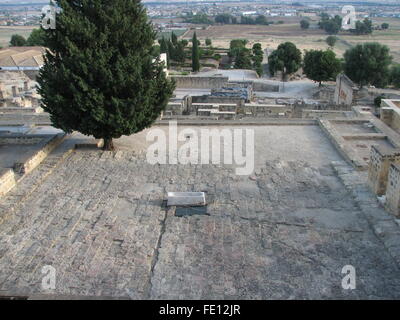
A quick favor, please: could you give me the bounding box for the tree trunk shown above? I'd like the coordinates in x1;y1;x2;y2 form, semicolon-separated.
103;138;115;151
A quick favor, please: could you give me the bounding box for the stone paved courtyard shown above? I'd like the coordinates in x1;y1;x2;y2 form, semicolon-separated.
0;125;400;299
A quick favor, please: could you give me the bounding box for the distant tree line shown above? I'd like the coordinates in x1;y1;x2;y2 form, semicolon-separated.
10;29;46;47
317;13;373;35
267;40;400;89
159;32;188;67
351;18;373;35
185;13;273;26
183;13;213;24
216;14;271;26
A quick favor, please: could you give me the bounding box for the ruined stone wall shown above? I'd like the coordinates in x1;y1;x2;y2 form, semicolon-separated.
192;95;243;106
381;100;400;134
0;169;16;197
164;102;184;116
334;74;356;106
386;164;400;217
171;76;229;89
368;145;400;196
242;104;293;117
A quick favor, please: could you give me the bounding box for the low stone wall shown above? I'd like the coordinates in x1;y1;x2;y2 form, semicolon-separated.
0;169;16;197
192;95;243;106
368;145;400;196
243;104;293;117
0;113;51;125
381;108;400;135
171;76;229;89
302;110;350;119
252;81;280;92
13;133;66;175
156;118;316;126
0;135;43;145
0;107;42;114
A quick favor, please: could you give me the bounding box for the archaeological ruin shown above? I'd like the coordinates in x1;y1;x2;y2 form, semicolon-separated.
1;64;400;299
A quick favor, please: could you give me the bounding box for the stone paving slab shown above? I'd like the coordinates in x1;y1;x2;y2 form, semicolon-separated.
0;150;399;299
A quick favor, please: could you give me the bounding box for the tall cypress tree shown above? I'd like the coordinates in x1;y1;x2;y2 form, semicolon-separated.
171;32;178;45
192;32;200;72
37;0;175;150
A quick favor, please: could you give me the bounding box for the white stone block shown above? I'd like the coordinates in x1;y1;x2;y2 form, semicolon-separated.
167;192;206;207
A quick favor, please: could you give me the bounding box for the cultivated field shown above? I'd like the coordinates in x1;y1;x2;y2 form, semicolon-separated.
183;17;400;63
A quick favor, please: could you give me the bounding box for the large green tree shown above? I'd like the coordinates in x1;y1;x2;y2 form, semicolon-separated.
300;19;310;29
326;35;338;48
382;23;389;30
344;42;392;88
319;15;342;34
234;48;252;69
192;32;200;72
229;39;247;59
303;49;341;86
10;34;26;46
252;43;264;77
352;18;373;35
37;0;174;151
268;42;302;81
171;32;178;45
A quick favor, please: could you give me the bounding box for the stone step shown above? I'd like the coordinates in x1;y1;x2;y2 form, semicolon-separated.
0;139;76;226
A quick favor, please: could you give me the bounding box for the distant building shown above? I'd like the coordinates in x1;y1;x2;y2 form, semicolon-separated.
242;11;257;16
298;12;317;18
